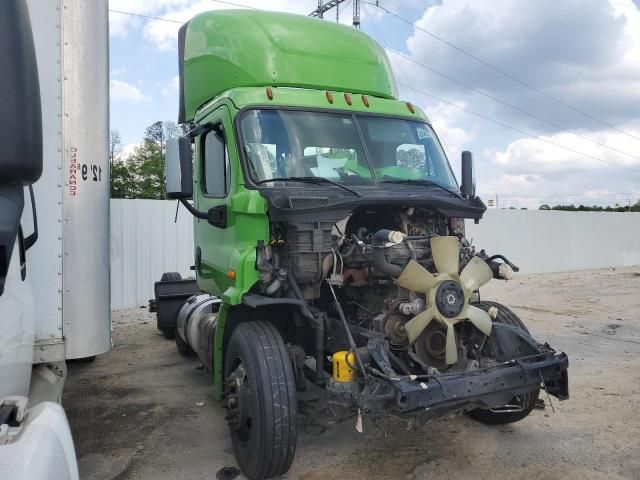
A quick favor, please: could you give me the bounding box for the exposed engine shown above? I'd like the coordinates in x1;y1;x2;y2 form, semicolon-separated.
256;205;517;376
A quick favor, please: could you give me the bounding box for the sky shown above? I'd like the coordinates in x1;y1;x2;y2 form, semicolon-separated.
109;0;640;208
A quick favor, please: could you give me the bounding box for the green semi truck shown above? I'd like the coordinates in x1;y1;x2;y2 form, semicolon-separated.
153;10;569;480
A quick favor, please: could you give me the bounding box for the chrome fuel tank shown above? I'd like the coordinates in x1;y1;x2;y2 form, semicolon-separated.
176;294;220;369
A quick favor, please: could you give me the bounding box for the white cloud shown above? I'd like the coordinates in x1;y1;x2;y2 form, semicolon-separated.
162;76;180;97
109;0;194;37
402;0;640;132
110;79;150;103
478;123;640;207
110;0;312;50
490;126;640;176
423;100;476;174
120;143;139;160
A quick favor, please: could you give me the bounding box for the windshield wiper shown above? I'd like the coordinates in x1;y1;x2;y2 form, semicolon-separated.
379;177;462;199
254;176;361;197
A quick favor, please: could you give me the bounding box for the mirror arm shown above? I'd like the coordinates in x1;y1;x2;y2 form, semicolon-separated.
23;185;38;250
178;199;227;228
178;198;209;220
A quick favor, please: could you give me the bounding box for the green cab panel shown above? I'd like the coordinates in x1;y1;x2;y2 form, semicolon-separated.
178;9;397;123
192;103;268;305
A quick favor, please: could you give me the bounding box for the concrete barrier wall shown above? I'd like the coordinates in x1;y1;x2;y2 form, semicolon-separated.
465;210;640;274
109;200;640;309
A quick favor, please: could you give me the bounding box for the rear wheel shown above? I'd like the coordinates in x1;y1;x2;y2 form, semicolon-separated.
224;321;297;480
160;328;175;339
467;301;540;425
160;272;182;281
157;272;182;339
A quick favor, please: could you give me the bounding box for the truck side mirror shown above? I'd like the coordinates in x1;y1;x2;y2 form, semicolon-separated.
0;0;42;185
0;0;43;296
460;151;476;198
165;136;193;198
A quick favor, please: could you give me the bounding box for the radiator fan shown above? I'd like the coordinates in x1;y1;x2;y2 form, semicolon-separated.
396;236;494;364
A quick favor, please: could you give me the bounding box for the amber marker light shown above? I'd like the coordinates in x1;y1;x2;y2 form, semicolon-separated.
326;91;334;104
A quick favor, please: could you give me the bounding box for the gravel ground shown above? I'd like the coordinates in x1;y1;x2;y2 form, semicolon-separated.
64;266;640;480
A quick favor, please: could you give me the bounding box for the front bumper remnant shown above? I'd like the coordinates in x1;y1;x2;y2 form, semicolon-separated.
362;333;569;417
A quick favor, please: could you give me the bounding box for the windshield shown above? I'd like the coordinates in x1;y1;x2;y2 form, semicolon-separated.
239;109;459;190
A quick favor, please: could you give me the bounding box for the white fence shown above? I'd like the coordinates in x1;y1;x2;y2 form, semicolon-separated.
110;200;640;309
110;199;194;310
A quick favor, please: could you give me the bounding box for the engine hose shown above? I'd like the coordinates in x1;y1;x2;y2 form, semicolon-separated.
341;242;357;257
387;349;411;375
327;282;368;381
372;229;405;277
321;253;334;279
372;246;403;277
265;278;281;295
288;270;325;384
404;239;417;261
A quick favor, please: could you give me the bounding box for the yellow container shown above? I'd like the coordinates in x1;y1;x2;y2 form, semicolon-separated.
332;351;356;382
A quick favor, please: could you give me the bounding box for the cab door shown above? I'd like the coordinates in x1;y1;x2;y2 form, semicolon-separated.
193;105;236;296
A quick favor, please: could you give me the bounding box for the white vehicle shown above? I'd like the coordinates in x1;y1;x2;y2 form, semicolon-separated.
0;1;110;478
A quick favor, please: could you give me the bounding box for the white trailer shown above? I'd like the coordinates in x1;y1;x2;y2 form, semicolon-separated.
0;1;110;478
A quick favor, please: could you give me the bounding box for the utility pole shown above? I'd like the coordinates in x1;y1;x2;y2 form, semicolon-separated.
309;0;361;28
353;0;361;28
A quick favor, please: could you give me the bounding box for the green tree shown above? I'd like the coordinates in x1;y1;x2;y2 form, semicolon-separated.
128;121;181;199
110;129;136;198
397;148;426;170
110;158;136;198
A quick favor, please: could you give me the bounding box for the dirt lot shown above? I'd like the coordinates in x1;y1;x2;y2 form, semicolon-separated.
64;267;640;480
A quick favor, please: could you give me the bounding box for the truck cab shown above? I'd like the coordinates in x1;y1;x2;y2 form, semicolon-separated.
160;10;568;480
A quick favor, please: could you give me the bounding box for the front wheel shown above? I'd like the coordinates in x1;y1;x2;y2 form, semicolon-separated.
224;321;297;480
467;301;540;425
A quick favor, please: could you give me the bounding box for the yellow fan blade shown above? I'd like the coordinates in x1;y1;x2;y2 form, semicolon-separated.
445;321;458;364
430;236;460;275
396;259;437;293
465;305;493;336
460;256;494;292
404;307;435;344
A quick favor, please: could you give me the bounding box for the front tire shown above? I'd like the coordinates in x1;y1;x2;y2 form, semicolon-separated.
224;322;297;480
467;301;540;425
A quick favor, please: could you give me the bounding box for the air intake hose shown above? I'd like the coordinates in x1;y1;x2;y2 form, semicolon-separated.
372;229;405;277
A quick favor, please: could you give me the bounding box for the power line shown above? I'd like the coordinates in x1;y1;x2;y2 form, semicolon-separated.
109;1;258;25
385;48;640;163
210;0;258;10
360;6;640;176
108;9;183;23
396;80;640;175
362;4;416;96
362;0;640;143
